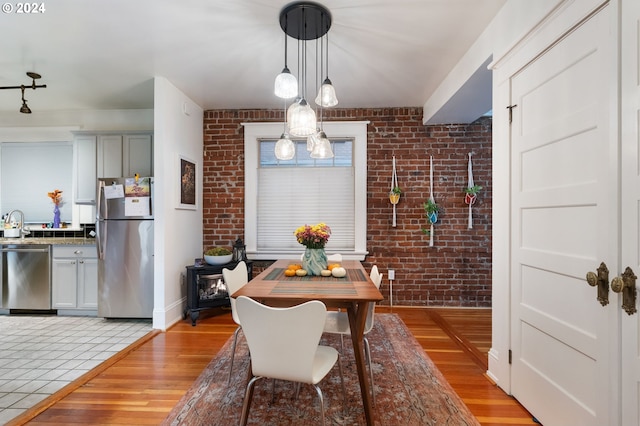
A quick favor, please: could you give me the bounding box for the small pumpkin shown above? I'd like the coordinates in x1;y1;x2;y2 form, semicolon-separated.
288;263;302;270
295;269;308;277
320;269;332;277
331;267;347;278
327;263;341;271
284;269;296;277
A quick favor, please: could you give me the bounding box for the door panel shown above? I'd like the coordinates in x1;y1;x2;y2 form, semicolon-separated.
620;0;640;423
510;6;615;426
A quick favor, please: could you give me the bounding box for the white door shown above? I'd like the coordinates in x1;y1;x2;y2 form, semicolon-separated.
620;0;640;423
510;6;618;426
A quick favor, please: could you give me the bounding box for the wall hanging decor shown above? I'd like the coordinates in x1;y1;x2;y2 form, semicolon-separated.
389;155;401;227
424;155;438;247
464;152;482;229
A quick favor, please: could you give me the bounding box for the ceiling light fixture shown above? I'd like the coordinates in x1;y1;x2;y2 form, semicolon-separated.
274;100;296;160
0;72;47;114
275;1;337;159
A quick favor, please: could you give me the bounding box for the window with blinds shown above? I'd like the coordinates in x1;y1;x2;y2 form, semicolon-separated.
1;142;73;223
257;140;354;251
243;121;368;260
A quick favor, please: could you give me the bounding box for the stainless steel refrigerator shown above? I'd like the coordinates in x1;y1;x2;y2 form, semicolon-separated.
96;177;154;318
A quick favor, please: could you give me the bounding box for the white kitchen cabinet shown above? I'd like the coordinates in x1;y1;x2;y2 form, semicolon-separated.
123;134;153;177
72;131;153;208
52;245;98;311
73;134;97;204
97;134;123;178
97;133;153;178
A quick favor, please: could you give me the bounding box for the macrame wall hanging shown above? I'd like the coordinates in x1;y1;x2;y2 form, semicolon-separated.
427;155;438;247
464;152;481;229
466;153;475;228
389;156;400;227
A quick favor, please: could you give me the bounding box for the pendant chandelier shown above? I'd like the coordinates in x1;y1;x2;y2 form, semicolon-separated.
274;1;338;160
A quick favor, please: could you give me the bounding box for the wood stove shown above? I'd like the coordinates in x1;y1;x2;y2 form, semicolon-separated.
184;261;252;326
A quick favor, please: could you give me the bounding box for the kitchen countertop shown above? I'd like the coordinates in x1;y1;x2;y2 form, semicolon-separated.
0;237;96;245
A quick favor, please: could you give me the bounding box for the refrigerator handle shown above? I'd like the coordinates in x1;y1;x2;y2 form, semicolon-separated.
97;180;105;220
97;219;106;260
96;180;105;260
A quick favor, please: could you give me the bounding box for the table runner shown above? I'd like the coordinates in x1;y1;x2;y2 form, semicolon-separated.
265;268;364;295
264;267;366;282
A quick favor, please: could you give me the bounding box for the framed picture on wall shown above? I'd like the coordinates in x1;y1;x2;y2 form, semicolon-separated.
177;154;197;210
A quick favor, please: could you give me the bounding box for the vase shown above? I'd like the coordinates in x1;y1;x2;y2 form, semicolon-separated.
428;211;438;224
465;193;477;205
302;248;327;276
53;205;61;228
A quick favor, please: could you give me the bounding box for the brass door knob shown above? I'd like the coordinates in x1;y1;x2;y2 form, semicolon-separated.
586;262;610;307
611;267;637;315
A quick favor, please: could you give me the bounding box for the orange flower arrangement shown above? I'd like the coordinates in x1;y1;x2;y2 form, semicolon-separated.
47;189;63;206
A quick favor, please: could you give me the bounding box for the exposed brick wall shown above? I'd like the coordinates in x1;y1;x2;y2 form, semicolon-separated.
203;107;492;307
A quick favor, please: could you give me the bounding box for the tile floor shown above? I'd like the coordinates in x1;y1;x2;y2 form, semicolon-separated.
0;314;152;424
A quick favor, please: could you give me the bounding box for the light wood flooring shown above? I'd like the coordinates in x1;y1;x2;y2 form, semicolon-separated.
9;306;535;426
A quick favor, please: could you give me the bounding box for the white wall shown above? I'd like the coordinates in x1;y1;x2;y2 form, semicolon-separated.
152;77;203;330
423;0;560;124
0;109;153;135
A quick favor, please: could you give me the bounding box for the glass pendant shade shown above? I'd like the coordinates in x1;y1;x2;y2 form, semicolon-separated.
315;77;338;107
274;67;298;99
310;131;333;159
288;99;317;137
307;131;317;152
274;133;295;160
287;98;302;124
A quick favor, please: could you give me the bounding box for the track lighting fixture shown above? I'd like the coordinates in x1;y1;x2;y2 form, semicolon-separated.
0;72;47;114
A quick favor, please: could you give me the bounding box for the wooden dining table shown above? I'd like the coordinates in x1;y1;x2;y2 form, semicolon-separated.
232;259;383;425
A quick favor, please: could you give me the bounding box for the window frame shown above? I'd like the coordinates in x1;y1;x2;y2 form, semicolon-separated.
243;121;369;260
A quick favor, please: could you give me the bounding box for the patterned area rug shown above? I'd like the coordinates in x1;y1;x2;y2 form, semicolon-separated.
162;314;479;426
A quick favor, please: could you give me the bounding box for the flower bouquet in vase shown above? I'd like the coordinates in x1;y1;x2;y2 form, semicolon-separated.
294;222;331;276
47;189;63;228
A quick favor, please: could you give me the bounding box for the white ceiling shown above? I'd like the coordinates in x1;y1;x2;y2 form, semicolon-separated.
0;0;505;117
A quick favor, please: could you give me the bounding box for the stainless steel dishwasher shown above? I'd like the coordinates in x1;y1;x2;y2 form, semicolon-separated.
1;244;51;310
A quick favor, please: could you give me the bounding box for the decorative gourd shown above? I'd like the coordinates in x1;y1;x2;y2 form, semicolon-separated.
331;267;347;278
295;269;308;276
320;269;332;277
284;269;296;277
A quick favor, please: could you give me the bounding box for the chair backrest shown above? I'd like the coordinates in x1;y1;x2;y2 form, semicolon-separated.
236;296;328;383
327;253;342;262
370;265;382;289
222;261;248;324
365;265;383;333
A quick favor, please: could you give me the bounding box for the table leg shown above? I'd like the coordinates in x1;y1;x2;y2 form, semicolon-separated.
347;301;375;425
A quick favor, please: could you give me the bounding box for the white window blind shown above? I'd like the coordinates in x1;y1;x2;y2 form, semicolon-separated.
1;142;73;223
257;167;355;251
243;121;369;260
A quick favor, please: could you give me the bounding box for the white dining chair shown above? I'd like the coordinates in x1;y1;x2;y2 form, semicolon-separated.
323;264;383;405
221;261;248;384
236;296;345;426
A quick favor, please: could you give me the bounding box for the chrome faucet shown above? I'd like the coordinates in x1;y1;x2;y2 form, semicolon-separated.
4;209;30;238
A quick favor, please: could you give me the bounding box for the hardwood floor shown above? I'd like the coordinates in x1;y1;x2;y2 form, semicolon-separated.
10;306;535;425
